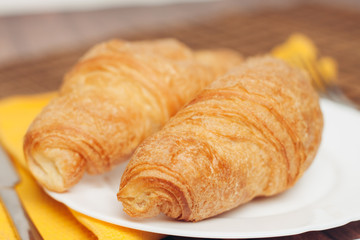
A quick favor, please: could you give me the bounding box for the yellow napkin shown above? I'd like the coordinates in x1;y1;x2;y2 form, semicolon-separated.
0;93;163;240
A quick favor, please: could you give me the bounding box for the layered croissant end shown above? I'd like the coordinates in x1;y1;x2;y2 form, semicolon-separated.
24;138;86;193
118;172;190;220
23;92;138;192
118;135;206;221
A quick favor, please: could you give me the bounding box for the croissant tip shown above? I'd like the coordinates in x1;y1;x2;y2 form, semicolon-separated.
117;185;162;218
27;156;67;192
26;147;85;192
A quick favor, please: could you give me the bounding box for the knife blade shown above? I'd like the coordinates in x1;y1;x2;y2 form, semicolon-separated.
0;145;38;240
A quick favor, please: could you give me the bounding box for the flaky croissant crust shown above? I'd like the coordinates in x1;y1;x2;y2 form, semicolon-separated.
118;56;323;221
23;38;242;192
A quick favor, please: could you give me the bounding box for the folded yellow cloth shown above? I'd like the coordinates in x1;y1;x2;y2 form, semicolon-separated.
271;33;338;92
0;93;163;240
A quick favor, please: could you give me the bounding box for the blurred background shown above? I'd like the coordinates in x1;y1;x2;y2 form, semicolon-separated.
0;0;359;104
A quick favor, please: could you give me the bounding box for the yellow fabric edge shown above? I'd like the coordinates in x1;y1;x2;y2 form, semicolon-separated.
71;210;164;240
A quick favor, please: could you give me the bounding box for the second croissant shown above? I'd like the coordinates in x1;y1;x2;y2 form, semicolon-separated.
118;56;323;222
23;39;242;192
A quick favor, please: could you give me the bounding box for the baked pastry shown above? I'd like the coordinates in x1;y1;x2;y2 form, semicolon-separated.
23;39;242;192
117;56;323;221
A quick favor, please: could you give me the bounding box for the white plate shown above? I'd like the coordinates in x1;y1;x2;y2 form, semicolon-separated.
47;99;360;239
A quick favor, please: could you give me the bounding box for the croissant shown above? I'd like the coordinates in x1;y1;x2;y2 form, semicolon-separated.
117;56;324;222
23;39;243;192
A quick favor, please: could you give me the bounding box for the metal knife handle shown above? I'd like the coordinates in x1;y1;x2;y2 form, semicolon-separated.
0;188;31;240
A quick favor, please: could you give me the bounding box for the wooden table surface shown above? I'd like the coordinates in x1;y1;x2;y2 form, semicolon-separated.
0;0;359;239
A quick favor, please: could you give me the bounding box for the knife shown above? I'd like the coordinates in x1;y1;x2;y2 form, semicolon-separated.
0;145;42;240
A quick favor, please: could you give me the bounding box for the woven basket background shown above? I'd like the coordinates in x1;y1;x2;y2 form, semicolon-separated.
0;4;359;107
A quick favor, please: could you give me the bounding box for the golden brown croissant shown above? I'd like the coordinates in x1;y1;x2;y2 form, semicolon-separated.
117;56;323;222
23;38;242;192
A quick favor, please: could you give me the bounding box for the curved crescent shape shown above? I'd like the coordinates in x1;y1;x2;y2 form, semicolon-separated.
118;56;323;221
23;39;243;192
